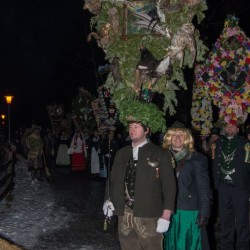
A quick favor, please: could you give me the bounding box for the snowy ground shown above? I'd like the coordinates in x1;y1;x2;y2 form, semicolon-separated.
0;157;120;250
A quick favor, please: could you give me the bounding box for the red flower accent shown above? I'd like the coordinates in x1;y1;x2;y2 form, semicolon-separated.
211;86;217;92
209;65;215;70
215;56;220;62
242;103;247;109
245;58;250;64
237;35;243;42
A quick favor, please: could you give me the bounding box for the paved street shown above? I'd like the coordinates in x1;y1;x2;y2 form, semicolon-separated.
0;158;120;250
32;167;121;250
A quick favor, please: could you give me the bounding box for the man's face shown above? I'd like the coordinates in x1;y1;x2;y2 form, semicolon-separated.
224;124;239;137
129;122;148;144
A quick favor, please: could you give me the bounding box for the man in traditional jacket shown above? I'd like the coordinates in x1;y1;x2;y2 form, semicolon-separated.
103;119;176;250
26;125;44;183
212;121;250;250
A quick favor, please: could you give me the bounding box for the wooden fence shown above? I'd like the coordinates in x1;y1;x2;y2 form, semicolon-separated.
0;159;15;202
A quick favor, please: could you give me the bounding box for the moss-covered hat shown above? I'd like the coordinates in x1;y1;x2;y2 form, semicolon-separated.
118;99;166;134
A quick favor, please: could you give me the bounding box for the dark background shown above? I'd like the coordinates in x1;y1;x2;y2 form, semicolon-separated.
0;0;249;130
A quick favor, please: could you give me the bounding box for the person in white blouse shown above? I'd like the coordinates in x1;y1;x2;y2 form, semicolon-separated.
69;130;87;172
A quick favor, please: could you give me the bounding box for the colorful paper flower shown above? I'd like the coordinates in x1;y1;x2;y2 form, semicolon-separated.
192;15;250;130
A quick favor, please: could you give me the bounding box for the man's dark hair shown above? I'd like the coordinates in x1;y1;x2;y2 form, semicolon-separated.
129;121;150;134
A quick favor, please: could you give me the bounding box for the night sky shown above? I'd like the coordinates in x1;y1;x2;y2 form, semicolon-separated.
0;0;249;129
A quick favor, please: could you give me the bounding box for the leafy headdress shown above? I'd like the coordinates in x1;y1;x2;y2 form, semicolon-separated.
85;0;208;133
119;99;166;133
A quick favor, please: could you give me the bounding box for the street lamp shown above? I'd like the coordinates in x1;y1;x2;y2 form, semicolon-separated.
4;96;14;145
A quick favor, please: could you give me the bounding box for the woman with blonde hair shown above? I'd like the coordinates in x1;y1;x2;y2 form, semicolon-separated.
162;124;195;153
163;121;211;250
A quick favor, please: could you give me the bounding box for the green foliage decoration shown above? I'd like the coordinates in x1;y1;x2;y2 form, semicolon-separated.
119;99;166;133
88;0;208;132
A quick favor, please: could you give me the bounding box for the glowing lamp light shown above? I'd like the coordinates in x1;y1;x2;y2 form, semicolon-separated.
4;96;14;145
5;96;14;104
1;114;6;126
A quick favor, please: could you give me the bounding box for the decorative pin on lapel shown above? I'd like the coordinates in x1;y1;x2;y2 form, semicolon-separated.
155;167;159;178
244;143;250;163
147;157;159;178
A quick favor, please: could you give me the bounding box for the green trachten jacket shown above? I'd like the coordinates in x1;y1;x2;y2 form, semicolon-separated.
107;142;176;218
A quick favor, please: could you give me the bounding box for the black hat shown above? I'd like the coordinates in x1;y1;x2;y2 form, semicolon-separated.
31;125;42;133
210;127;220;136
169;121;186;129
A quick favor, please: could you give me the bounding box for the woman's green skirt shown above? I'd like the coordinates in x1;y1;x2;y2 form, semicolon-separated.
163;209;202;250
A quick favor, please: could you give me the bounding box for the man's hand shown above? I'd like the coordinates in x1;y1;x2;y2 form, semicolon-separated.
102;200;114;217
156;218;170;233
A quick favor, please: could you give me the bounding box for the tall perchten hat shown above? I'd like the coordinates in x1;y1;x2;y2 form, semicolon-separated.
85;0;208;134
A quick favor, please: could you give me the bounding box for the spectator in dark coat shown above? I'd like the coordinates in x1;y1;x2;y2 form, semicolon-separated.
212;122;250;250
